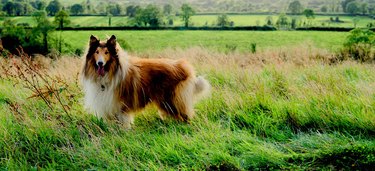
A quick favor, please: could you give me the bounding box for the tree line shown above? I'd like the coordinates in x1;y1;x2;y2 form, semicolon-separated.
0;0;180;16
0;0;199;55
289;0;375;15
1;0;375;17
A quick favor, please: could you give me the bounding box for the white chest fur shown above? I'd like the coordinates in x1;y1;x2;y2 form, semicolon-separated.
82;77;121;118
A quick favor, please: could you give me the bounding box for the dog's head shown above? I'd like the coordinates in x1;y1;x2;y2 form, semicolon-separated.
85;35;118;77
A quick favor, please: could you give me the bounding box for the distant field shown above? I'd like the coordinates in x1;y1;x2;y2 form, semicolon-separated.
3;15;374;28
186;15;374;28
54;30;347;54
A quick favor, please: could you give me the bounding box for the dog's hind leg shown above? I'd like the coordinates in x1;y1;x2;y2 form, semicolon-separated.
158;109;168;120
155;101;187;122
173;81;195;122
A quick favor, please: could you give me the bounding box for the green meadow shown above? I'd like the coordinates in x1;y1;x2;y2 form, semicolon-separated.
0;29;374;170
184;15;374;28
3;14;374;28
55;31;347;54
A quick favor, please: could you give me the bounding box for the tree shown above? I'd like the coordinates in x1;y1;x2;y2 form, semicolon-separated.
288;0;303;15
0;11;6;20
335;16;340;22
30;0;46;10
1;18;27;54
346;1;360;15
2;1;14;16
217;14;230;27
85;0;92;13
276;13;289;29
291;17;298;29
126;5;135;17
126;5;140;18
13;2;24;16
134;5;162;27
266;16;273;26
54;10;70;29
321;6;328;13
54;10;70;53
33;10;48;24
145;5;162;27
341;0;355;13
46;0;62;16
361;3;368;15
70;4;84;15
180;4;195;27
23;3;36;15
163;4;172;15
107;3;122;16
108;13;112;26
134;8;145;26
329;0;340;12
94;2;106;14
32;10;54;53
369;5;375;15
303;9;315;19
168;18;173;26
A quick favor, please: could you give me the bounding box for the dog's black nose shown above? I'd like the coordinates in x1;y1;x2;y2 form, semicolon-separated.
98;61;103;66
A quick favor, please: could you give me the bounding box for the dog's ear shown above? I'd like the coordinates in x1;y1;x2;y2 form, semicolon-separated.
87;35;99;59
107;35;116;47
89;35;99;46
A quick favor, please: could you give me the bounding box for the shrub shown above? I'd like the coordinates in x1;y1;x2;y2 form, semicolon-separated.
250;43;257;54
225;44;237;53
338;44;374;62
217;14;231;27
291;18;297;29
168;18;174;26
0;19;45;55
1;11;56;55
266;16;273;26
367;22;374;28
337;28;375;62
16;23;30;27
345;29;375;46
229;21;234;27
276;13;289;30
74;48;83;56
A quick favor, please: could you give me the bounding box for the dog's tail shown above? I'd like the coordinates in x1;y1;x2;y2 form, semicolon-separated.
194;76;210;98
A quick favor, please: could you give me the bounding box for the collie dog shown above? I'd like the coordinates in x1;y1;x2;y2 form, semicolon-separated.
81;35;210;128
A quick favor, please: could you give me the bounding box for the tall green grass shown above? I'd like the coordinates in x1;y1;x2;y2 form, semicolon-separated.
0;46;374;170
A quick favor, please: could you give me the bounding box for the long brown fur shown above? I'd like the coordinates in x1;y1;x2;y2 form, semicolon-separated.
81;35;209;127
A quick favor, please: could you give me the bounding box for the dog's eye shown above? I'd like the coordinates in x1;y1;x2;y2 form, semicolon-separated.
105;51;109;54
95;51;99;54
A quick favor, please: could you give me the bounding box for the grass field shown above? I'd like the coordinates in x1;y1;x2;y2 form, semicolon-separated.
185;15;374;28
54;31;348;54
0;29;375;169
3;14;374;28
0;43;374;169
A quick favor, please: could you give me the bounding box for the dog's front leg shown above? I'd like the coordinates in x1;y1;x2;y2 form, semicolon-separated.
115;113;134;129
